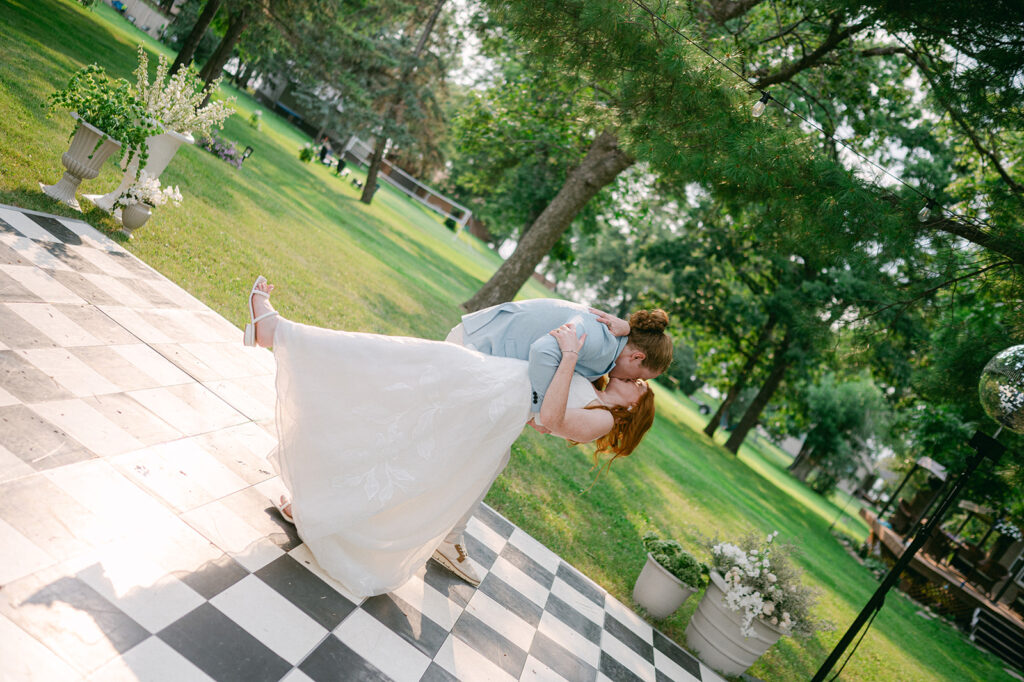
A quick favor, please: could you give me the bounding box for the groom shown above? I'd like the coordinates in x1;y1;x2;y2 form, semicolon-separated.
433;298;670;586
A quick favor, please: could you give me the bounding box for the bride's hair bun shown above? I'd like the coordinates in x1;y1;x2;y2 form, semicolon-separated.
629;309;669;334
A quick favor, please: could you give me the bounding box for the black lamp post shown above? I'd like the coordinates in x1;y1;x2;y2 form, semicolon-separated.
811;344;1023;682
810;432;1004;682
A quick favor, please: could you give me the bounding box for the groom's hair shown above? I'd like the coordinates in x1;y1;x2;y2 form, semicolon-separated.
627;309;673;373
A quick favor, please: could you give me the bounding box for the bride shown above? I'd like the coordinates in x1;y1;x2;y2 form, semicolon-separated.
245;277;656;597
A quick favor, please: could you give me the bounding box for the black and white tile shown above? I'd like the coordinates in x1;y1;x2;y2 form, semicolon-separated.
0;204;723;681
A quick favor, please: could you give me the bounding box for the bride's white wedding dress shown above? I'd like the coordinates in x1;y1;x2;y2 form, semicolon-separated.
269;318;597;597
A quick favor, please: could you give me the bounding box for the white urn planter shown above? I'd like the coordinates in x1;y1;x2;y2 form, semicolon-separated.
41;113;122;211
119;203;152;238
684;571;788;677
632;553;698;619
86;128;193;212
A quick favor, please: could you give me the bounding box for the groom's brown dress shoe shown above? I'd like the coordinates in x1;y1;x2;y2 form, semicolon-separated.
432;538;482;587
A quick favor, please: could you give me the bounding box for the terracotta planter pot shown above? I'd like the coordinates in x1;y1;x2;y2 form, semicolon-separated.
41;113;122;211
632;553;698;619
120;202;151;238
684;571;788;677
87;128;193;212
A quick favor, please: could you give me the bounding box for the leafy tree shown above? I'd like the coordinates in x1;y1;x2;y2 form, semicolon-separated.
891;276;1024;523
471;0;1024;318
787;373;890;493
360;0;450;204
461;124;635;310
166;0;222;73
197;0;260;89
662;341;704;397
549;167;674;306
444;65;603;255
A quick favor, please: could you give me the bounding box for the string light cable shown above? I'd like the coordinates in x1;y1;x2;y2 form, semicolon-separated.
625;0;1003;238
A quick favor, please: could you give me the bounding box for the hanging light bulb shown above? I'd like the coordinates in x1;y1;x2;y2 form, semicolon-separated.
752;91;771;118
918;200;936;223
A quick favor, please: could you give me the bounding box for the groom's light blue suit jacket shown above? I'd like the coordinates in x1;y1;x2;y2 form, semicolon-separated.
459;299;628;413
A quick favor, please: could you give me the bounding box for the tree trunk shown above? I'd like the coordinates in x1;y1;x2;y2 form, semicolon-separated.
788;438;812;470
198;3;252;90
234;60;249;86
788;439;816;480
790;456;818;481
724;330;793;454
704;314;776;437
241;65;258;89
170;0;222;76
361;0;446;204
461;128;635;312
360;135;388;203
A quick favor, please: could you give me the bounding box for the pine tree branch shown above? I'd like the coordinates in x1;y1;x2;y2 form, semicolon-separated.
898;45;1024;198
945;104;1024;197
784;79;837;155
859;46;911;58
859;260;1015;321
930;215;1024;266
751;15;874;88
758;15;810;45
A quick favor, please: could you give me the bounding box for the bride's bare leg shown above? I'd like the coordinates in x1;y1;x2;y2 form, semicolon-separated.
251;281;279;348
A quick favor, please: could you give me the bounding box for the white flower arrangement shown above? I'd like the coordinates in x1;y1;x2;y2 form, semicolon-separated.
119;171;182;209
133;45;234;138
709;531;830;638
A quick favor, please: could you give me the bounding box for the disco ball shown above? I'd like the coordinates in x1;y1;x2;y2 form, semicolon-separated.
979;345;1024;435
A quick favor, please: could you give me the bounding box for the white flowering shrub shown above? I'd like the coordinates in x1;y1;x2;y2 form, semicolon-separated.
118;171;182;209
133;46;234;138
709;531;831;638
994;518;1023;541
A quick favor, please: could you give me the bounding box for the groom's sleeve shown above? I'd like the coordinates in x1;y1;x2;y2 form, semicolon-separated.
527;334;562;413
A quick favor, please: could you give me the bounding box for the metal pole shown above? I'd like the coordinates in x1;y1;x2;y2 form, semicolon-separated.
954;511;975;536
976;515;1000;551
878;463;918;519
811;432;1005;682
908;477;949;539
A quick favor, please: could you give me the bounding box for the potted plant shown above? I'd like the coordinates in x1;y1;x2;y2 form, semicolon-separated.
88;47;233;211
41;64;158;210
632;532;708;619
115;170;182;238
685;531;833;677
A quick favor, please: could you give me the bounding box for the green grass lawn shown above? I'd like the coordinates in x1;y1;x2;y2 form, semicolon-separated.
0;0;1017;680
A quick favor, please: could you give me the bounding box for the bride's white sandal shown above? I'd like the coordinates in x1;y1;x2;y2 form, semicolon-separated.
244;276;278;347
274;495;295;525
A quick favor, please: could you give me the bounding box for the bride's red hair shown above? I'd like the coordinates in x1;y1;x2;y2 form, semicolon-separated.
589;382;656;463
570;378;656;473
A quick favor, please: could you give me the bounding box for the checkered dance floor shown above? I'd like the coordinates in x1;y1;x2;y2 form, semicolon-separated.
0;204;724;682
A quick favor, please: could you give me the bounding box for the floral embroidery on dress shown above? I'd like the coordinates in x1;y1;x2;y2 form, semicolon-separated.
345;461;416;504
